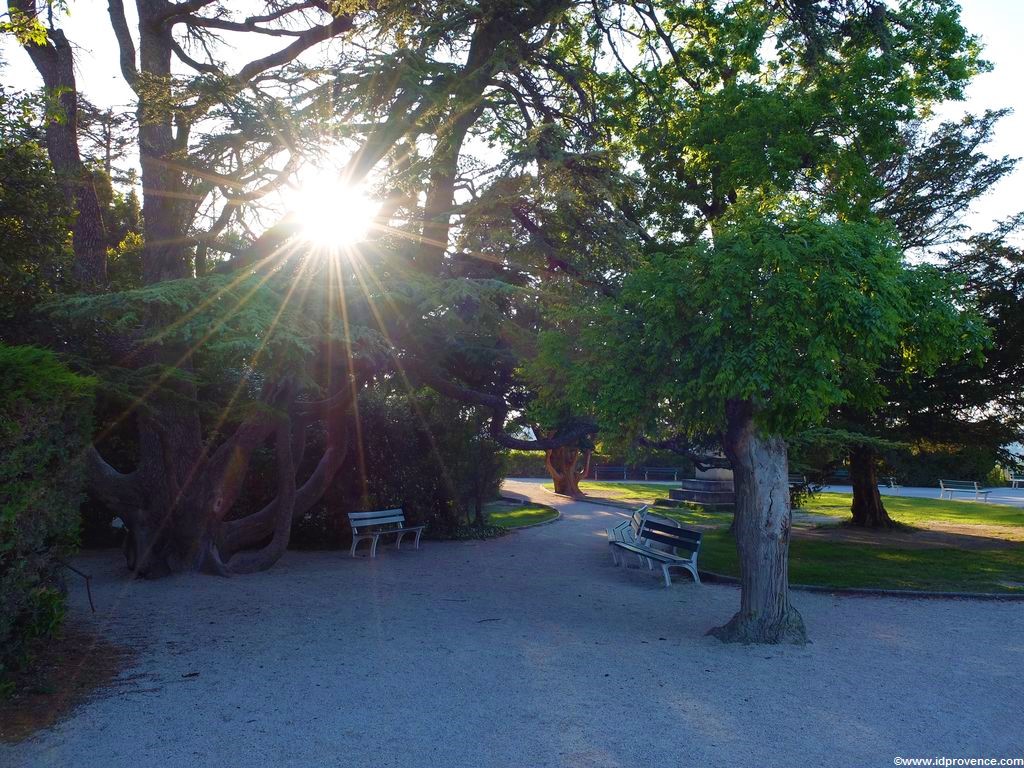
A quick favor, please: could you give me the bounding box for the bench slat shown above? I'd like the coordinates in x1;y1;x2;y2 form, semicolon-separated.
351;515;405;526
640;529;700;552
613;541;689;564
349;508;404;520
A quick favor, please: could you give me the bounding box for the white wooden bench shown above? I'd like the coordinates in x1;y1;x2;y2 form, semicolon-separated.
347;508;425;558
938;480;991;502
609;517;702;588
1010;472;1023;489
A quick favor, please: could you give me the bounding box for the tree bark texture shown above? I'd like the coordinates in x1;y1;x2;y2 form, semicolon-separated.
849;444;897;528
12;0;108;286
545;445;590;496
710;400;807;645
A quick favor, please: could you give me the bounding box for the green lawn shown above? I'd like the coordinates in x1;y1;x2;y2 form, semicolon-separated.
562;481;1024;529
563;481;1024;592
547;481;672;504
802;492;1024;528
485;501;559;528
698;530;1024;593
652;505;734;526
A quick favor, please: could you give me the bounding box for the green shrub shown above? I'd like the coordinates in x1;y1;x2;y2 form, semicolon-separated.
882;445;1000;487
502;450;549;478
0;344;94;689
264;388;504;548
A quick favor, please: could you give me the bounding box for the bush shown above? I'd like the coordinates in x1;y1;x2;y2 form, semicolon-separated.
0;345;94;690
502;450;549;478
284;389;505;548
882;445;1000;487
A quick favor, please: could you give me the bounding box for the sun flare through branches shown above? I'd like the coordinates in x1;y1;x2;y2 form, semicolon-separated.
284;175;382;249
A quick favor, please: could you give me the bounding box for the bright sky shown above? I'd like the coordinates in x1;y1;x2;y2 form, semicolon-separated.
2;1;1022;233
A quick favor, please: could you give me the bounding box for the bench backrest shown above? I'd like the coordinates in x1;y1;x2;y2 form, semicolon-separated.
627;505;650;539
939;480;979;490
348;508;406;532
788;473;807;485
639;519;702;556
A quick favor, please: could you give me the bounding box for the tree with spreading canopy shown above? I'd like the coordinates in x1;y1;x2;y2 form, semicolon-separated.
5;0;618;576
521;0;986;643
826;110;1022;528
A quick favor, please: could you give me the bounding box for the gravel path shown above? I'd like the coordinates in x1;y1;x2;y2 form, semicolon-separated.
4;480;1022;768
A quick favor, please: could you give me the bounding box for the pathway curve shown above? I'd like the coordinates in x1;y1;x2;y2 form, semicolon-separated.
3;481;1021;767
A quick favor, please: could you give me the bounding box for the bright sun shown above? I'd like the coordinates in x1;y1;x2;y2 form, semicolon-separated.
284;175;382;248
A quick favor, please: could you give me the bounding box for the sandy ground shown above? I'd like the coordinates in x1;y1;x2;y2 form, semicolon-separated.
3;479;1022;768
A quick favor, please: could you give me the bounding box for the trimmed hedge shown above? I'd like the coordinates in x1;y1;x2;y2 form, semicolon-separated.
1;345;94;690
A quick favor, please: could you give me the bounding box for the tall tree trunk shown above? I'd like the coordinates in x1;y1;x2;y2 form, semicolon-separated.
12;1;108;286
545;445;590;496
849;445;896;528
710;400;807;645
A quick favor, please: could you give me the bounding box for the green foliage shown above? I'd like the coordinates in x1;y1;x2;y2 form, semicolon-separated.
0;7;49;45
0;345;94;690
881;444;1002;488
581;206;909;440
0;141;73;343
284;389;505;548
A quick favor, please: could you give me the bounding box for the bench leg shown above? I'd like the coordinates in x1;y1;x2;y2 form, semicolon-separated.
413;529;422;550
609;545;619;566
370;535;379;559
350;537;359;558
394;531;408;550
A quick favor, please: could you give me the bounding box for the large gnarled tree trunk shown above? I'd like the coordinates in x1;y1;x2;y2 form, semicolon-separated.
545;444;591;496
849;444;897;528
710;400;806;644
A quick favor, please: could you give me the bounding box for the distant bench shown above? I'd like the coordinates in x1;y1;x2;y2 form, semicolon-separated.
788;473;807;488
1011;473;1024;490
348;508;425;558
938;480;990;502
593;465;628;480
642;467;682;481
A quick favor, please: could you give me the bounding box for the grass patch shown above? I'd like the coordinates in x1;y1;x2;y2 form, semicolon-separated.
698;530;1024;593
802;492;1024;528
566;482;1023;529
485;501;559;529
570;482;1024;592
545;481;673;504
652;505;734;527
